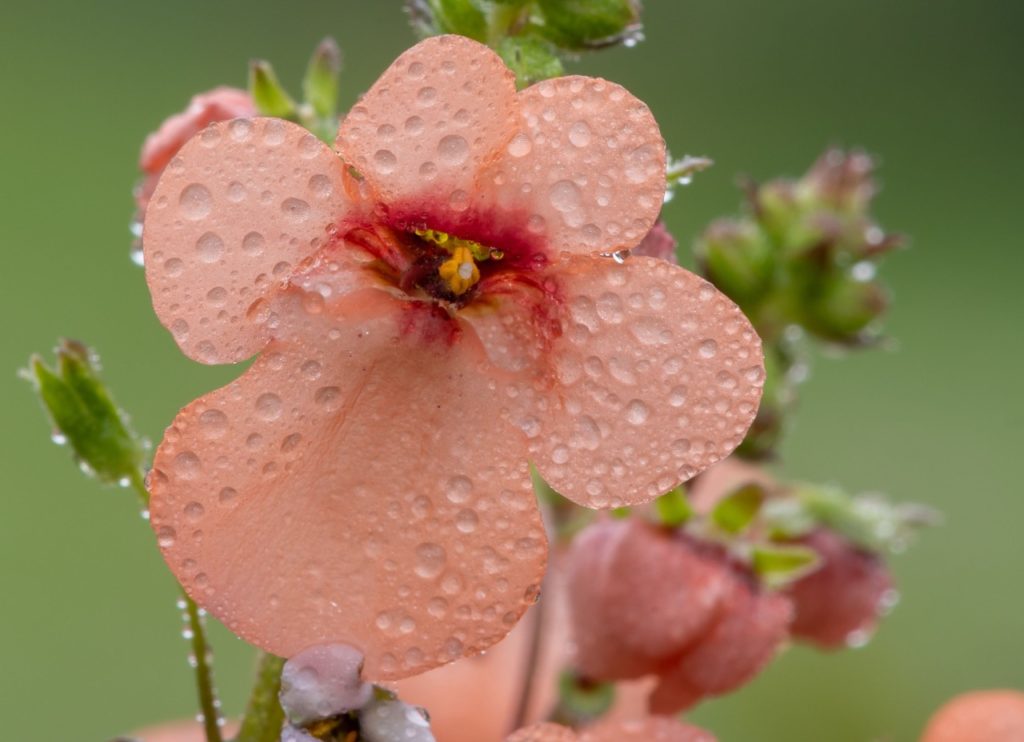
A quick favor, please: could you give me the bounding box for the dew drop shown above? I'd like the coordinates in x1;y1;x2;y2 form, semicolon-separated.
173;451;201;480
242;231;265;256
196;231;225;263
414;543;447;579
507;134;532;158
437;135;469;166
455;508;479;534
218;487;238;504
373;149;397;174
184;501;205;521
255;393;283;421
281;198;310;223
198;409;228;439
445;475;473;504
568;121;592;147
157;526;177;548
698;339;718;358
549;180;582;213
315;386;342;411
179;184;212;220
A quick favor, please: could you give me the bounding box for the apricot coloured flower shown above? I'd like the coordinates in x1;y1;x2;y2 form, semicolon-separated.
506;718;716;742
142;35;763;680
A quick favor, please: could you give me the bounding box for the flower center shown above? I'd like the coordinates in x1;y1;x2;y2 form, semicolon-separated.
412;228;504;300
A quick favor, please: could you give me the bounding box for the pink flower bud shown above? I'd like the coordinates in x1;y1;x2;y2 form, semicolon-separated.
632;220;678;264
921;690;1024;742
135;87;256;213
784;529;895;649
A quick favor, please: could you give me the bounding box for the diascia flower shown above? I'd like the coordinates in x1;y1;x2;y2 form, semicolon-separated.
143;35;764;680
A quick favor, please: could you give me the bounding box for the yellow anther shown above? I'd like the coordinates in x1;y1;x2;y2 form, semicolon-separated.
438;246;480;296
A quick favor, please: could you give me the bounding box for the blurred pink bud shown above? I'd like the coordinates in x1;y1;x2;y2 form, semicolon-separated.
649;576;792;713
784;529;895;649
687;456;775;515
120;720;238;742
279;643;373;725
921;690;1024;742
566;518;731;681
632;220;678;264
135;87;256;212
506;717;716;742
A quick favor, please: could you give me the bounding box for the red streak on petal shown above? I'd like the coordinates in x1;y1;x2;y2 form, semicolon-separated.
399;301;462;347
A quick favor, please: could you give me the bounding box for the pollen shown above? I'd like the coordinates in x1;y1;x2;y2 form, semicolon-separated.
438;246;480;296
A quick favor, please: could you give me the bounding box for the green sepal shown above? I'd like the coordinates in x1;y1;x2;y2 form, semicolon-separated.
801;270;888;345
249;60;297;119
536;0;642;50
752;543;821;588
26;340;143;485
551;671;616;727
654;487;692;527
303;37;342;120
695;219;776;308
407;0;489;42
710;483;766;534
496;35;565;88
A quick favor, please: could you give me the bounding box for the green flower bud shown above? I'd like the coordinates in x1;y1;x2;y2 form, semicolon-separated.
695;219;776;307
405;0;488;42
496;35;564;88
25;340;144;485
803;270;888;344
249;60;297;119
536;0;642;50
303;38;342;121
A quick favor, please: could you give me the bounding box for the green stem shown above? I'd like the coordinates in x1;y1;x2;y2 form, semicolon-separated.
184;594;224;742
128;469;223;742
235;652;286;742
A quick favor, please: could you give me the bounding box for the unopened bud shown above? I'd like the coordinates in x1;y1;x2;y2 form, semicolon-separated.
249;60;297;119
695;219;775;307
536;0;642;50
803;271;888;343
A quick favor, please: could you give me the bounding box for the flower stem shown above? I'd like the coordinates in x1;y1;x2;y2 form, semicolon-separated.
235;652;286;742
509;595;546;734
184;594;224;742
128;468;223;742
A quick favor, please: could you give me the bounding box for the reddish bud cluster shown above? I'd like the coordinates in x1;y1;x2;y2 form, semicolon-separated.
566;517;792;713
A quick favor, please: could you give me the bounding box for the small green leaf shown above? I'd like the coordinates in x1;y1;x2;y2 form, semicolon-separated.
303;37;341;120
26;340;143;485
654;487;692;527
496;35;564;88
711;483;766;534
536;0;642;50
752;543;821;588
249;60;297;118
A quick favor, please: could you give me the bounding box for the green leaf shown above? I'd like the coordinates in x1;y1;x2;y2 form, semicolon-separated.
249;60;297;118
654;487;692;527
536;0;641;50
752;543;821;588
26;340;143;485
710;483;766;534
496;35;564;88
302;37;341;120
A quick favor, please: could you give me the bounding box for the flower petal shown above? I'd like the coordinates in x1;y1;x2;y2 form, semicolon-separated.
483;77;665;256
506;723;579;742
336;35;517;215
149;288;546;679
522;255;764;508
581;717;717;742
143;117;348;363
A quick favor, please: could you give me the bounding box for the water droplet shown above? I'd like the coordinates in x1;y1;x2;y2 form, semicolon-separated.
373;149;397;174
173;451;201;479
228;118;252;141
568;121;592;147
255;393;283;421
417;86;437;107
455;509;479;534
445;475;473;504
157;525;177;547
507;134;532;158
281;198;310;223
308;174;333;199
227;181;246;202
414;543;447;579
198;409;228;439
242;231;265;256
315;386;342;411
698;339;718;358
404;115;425;135
218;487;238;504
301;360;322;380
184;501;205;521
164;258;185;277
196;231;224;263
549;180;582;213
179;184;212;220
437;135;469;166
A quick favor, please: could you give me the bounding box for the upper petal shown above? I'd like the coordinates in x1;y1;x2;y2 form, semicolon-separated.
148;288;546;679
336;35;518;216
482;77;666;256
520;254;764;508
143;117;349;364
580;718;717;742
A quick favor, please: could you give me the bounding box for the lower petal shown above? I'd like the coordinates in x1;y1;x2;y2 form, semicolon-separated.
149;289;546;679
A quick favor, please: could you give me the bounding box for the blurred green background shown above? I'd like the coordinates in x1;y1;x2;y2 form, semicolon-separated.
1;1;1021;740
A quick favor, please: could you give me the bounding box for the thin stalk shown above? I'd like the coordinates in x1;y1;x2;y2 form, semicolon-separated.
235;652;286;742
508;595;546;734
128;468;223;742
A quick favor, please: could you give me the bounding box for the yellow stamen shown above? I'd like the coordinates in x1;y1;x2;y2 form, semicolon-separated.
438;246;480;295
